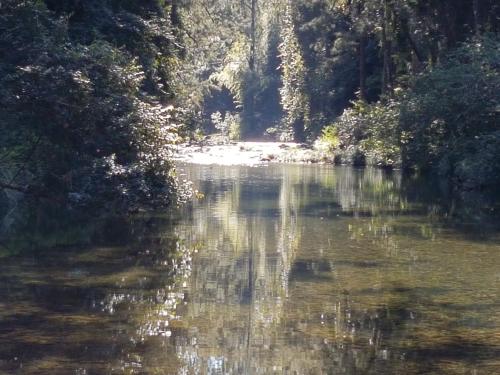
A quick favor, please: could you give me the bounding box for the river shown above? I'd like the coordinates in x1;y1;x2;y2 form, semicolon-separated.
0;163;499;374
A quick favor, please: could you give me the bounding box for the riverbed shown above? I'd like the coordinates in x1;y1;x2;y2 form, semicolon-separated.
0;163;499;374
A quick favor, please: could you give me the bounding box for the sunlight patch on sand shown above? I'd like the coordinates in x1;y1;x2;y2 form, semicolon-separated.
175;142;316;166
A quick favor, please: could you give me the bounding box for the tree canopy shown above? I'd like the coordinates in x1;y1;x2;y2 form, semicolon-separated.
0;0;188;212
178;0;499;188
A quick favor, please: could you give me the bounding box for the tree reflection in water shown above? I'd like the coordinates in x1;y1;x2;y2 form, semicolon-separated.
0;164;499;374
173;164;500;375
0;213;194;374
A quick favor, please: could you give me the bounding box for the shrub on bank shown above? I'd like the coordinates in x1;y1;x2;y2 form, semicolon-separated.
321;100;401;168
321;35;500;189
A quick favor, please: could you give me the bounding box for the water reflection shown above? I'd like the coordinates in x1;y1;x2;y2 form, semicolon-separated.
0;215;193;374
0;164;499;374
174;164;500;374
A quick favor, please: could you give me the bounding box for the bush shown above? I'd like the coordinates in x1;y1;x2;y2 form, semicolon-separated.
329;100;401;167
211;111;241;142
400;35;500;188
360;99;401;168
319;125;340;151
319;35;500;187
0;1;187;211
448;131;500;189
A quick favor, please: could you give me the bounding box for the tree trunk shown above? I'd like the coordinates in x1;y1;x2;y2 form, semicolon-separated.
381;0;393;95
244;0;257;137
249;0;257;72
407;33;423;74
473;0;480;36
293;118;305;143
381;25;392;94
438;2;457;49
359;29;367;101
0;181;60;202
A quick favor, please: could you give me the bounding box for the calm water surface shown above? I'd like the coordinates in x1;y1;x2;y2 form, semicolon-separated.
0;164;499;374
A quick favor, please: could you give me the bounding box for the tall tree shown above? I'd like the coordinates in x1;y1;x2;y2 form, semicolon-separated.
279;1;310;141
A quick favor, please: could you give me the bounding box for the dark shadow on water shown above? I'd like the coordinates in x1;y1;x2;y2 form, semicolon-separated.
334;260;386;268
321;284;500;374
0;205;188;374
357;286;450;296
290;259;333;281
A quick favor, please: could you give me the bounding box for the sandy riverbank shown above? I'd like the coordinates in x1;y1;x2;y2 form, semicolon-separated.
174;141;331;166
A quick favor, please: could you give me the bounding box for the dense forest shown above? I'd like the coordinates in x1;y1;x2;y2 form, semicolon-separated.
1;0;499;214
180;0;500;187
1;2;499;372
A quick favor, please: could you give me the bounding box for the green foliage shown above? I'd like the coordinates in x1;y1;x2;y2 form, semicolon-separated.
264;122;294;142
331;100;400;167
279;2;310;142
211;111;242;142
327;35;500;188
179;0;287;139
399;36;500;187
295;1;364;133
319;125;340;151
227;113;242;141
175;0;253;135
451;131;500;189
0;0;187;211
359;99;401;168
210;36;250;109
